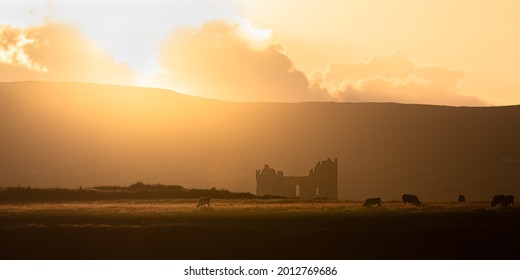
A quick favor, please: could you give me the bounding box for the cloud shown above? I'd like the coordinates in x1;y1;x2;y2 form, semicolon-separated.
159;21;483;106
0;22;134;85
1;20;484;106
0;25;48;72
312;51;485;106
159;20;323;102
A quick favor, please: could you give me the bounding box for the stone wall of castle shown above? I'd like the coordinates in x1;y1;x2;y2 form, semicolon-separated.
256;158;338;199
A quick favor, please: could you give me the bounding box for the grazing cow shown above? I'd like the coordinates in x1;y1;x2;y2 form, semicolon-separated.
196;197;211;208
402;194;421;205
503;195;514;207
491;195;505;207
458;195;466;202
491;195;514;207
363;197;382;207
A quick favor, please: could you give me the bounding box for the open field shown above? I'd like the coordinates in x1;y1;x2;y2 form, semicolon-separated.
0;199;519;259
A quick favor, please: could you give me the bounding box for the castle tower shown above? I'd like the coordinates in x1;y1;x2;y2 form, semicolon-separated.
310;158;338;200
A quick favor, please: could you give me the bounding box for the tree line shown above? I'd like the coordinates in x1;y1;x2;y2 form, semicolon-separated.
0;182;256;202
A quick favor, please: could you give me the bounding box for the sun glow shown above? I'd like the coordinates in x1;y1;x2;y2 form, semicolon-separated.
236;19;273;50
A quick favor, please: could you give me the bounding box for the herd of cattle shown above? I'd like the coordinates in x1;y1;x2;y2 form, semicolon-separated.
195;194;515;208
362;194;515;207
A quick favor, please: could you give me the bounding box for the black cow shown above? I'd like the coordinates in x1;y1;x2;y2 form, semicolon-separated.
503;195;514;207
196;197;211;208
491;195;514;207
402;194;421;205
363;197;382;207
458;195;466;202
491;195;504;207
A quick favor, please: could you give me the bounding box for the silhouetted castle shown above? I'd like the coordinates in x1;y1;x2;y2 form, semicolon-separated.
256;158;338;199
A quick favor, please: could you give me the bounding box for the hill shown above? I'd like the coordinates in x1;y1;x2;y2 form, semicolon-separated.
1;81;520;200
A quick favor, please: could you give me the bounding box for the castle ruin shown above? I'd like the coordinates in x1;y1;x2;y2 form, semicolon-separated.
256;158;338;199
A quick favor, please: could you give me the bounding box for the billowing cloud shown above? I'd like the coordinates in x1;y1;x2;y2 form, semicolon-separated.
0;23;134;85
159;21;484;106
312;51;485;106
159;20;323;102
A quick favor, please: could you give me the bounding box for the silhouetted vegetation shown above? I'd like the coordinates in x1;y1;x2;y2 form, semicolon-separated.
0;182;256;202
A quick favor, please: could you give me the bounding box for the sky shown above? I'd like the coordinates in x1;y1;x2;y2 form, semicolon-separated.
1;0;520;105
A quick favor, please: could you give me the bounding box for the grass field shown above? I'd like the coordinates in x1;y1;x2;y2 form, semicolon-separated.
0;199;519;259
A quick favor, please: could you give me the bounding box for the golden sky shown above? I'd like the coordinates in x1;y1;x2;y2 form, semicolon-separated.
1;0;519;105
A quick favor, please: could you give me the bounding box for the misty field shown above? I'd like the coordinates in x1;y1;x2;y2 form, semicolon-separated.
0;199;519;259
